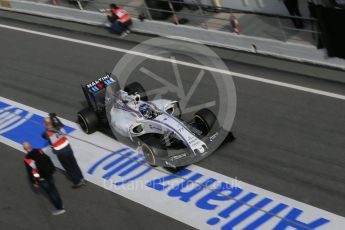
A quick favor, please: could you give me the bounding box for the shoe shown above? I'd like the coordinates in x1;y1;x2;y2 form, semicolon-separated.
120;31;129;38
72;180;86;189
80;179;87;185
52;209;66;216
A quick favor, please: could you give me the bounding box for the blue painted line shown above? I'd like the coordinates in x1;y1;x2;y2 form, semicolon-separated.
0;103;29;131
102;155;143;180
146;169;192;191
274;208;330;230
221;198;273;229
197;183;243;211
102;150;135;170
118;159;146;177
0;101;74;149
243;203;288;230
114;166;152;186
2;114;49;148
218;192;258;218
87;148;129;174
0;101;9;109
168;175;217;202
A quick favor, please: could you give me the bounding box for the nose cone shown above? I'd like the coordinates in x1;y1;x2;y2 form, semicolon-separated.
194;146;205;155
200;146;206;153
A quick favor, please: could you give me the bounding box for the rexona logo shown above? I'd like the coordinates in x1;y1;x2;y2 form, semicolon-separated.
88;149;330;230
0;103;33;135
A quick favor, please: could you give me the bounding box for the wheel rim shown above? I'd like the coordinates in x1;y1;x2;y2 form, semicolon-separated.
142;145;156;166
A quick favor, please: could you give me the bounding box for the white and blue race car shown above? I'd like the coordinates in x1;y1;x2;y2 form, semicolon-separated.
78;74;233;168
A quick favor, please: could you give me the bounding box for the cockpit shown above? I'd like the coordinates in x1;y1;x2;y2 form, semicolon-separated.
139;103;159;119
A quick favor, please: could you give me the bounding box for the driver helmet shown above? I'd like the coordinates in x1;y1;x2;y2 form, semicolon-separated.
139;103;153;119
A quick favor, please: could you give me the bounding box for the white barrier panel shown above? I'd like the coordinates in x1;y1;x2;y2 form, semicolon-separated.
3;0;107;25
196;0;310;17
131;19;345;74
1;0;345;75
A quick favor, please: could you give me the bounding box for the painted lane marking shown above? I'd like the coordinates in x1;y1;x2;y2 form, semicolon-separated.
0;109;23;129
0;101;74;148
0;104;33;134
1;96;345;229
0;23;345;101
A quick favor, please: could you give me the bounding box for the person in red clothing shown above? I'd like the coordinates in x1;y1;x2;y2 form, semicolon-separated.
107;3;132;35
23;142;66;216
42;114;85;189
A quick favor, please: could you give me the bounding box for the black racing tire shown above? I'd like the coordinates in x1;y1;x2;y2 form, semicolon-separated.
141;143;168;167
193;108;217;136
77;108;98;134
164;166;186;174
124;82;148;101
142;143;157;167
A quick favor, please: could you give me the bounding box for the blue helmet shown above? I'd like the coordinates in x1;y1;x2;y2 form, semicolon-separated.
139;103;151;117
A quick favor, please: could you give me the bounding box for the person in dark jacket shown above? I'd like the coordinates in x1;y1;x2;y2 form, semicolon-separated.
23;142;65;215
284;0;305;28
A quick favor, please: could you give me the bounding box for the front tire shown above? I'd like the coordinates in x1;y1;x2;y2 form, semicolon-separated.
141;143;168;167
142;143;157;167
77;108;98;134
193;108;217;136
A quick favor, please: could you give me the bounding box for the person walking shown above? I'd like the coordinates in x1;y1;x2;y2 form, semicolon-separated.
23;142;66;215
42;114;85;188
283;0;305;28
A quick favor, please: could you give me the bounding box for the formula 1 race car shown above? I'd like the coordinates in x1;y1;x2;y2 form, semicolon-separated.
77;74;233;168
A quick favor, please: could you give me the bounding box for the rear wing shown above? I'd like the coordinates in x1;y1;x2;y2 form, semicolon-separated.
81;74;117;112
83;74;116;94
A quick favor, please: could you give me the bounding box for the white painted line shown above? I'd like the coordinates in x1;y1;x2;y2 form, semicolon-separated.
0;23;345;101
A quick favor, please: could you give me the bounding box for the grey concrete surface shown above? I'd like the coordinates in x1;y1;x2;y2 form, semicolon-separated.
0;13;345;230
0;144;194;230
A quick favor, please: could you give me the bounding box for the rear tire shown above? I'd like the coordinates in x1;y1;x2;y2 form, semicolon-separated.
77;108;98;134
194;108;217;136
125;82;148;101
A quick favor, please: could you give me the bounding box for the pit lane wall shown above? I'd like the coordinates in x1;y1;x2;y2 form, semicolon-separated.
194;0;310;17
1;0;345;78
